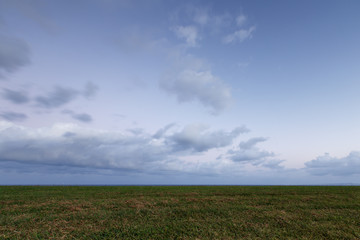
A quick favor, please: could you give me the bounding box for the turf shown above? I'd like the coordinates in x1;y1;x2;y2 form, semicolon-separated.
0;186;359;239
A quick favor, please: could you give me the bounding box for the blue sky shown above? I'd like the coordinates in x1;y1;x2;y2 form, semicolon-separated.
1;0;360;185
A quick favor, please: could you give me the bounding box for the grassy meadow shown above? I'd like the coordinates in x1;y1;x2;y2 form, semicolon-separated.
0;186;359;239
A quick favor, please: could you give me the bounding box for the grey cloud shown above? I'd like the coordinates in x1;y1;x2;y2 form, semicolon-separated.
226;136;276;166
83;82;99;99
0;111;27;122
5;0;58;34
35;86;79;108
127;128;144;135
239;137;267;150
62;110;92;123
72;113;92;123
262;159;285;169
305;152;360;176
0;121;250;174
0;122;170;172
0;35;31;77
160;69;232;114
169;124;248;152
63;132;76;138
153;123;175;139
36;83;98;109
228;148;274;163
2;88;30;104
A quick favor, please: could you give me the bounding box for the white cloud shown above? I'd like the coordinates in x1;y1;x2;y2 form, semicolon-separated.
173;25;199;47
193;8;209;25
305;152;360;176
223;26;256;44
213;13;232;30
236;14;247;27
160;69;232;115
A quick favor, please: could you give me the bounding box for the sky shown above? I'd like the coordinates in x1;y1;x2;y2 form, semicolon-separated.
1;0;360;185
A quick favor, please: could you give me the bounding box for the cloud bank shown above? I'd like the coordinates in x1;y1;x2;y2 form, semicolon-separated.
305;152;360;176
0;121;254;174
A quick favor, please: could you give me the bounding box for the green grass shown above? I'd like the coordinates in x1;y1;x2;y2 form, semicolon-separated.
1;186;359;239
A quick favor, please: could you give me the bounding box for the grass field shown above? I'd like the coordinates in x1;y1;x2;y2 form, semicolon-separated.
0;186;359;239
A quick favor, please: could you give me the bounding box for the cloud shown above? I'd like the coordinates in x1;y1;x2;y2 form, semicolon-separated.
160;69;232;114
173;25;199;47
0;121;166;171
35;86;79;108
72;113;92;123
4;0;58;34
193;8;209;26
228;148;274;163
2;88;30;104
305;152;360;176
262;159;285;169
226;137;278;168
210;13;232;34
0;111;27;122
236;14;247;27
153;123;175;139
223;26;256;44
35;83;99;109
62;110;93;123
169;124;249;152
239;137;267;150
171;6;254;45
0;35;31;78
0;121;249;174
126;128;144;135
83;81;99;99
